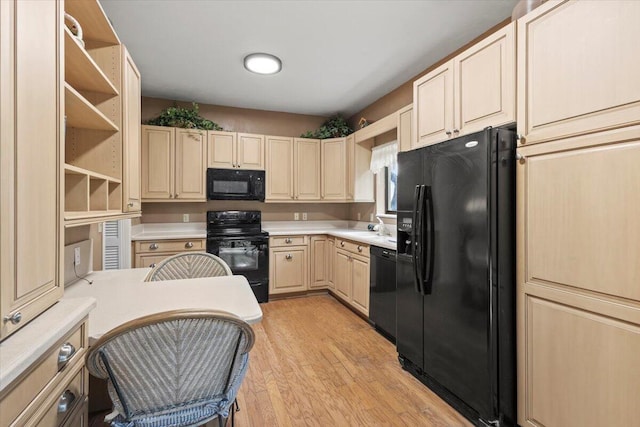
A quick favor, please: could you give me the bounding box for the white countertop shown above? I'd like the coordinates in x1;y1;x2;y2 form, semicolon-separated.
0;297;96;392
131;221;397;250
131;223;206;241
64;268;263;341
263;222;397;250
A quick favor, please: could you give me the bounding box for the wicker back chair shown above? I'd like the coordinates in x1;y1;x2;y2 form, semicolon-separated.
86;310;255;427
145;252;232;282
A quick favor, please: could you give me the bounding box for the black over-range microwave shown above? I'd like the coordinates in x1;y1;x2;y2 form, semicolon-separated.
206;168;265;201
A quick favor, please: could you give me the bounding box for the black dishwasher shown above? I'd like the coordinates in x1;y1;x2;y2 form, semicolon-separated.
370;246;397;343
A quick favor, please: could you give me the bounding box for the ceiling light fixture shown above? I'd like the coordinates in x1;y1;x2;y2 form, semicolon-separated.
243;53;282;75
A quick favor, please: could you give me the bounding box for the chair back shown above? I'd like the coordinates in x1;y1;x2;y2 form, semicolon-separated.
145;252;232;282
86;310;254;425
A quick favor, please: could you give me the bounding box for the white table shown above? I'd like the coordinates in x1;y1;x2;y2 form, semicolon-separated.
64;268;263;341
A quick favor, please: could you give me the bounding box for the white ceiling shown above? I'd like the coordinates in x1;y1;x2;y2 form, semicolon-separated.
101;0;518;117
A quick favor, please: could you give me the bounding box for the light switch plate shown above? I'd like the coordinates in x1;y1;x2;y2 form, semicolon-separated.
302;213;307;220
183;214;189;223
294;213;299;221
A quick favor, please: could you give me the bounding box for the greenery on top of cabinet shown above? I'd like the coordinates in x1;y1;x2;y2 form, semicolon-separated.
301;115;353;139
146;102;223;130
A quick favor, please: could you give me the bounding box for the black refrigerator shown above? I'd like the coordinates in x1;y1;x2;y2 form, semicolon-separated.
396;127;516;427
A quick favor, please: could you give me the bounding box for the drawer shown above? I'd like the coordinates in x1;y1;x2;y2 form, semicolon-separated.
135;239;205;253
270;236;307;247
336;239;369;257
0;322;86;427
29;365;86;427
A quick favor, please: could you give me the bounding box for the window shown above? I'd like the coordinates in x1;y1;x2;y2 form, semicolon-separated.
385;166;397;213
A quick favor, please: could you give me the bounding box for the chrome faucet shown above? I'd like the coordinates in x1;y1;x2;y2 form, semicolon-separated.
376;215;386;236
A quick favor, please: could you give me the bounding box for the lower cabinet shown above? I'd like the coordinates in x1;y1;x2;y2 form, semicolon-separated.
334;241;370;316
269;245;308;294
133;238;206;268
326;236;335;290
309;236;327;289
0;319;89;427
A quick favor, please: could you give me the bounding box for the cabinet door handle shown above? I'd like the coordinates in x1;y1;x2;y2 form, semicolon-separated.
453;129;459;134
285;254;293;260
357;245;363;252
57;390;76;414
149;243;159;250
127;202;134;207
445;130;452;137
185;242;194;248
3;312;22;325
285;238;292;244
340;241;345;247
516;152;526;163
58;343;76;366
517;134;525;144
150;263;157;268
175;193;179;198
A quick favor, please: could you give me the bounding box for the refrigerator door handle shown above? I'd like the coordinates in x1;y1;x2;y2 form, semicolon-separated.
423;186;435;294
412;185;425;293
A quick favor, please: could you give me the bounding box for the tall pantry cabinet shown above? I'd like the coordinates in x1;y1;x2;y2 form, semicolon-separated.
516;1;640;426
0;0;64;339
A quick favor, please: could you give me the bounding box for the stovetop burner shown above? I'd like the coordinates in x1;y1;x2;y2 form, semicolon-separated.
207;210;264;237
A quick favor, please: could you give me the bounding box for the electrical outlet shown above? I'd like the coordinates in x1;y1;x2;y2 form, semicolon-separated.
294;213;300;221
357;212;361;220
74;247;81;267
98;222;103;233
302;212;307;221
183;214;189;223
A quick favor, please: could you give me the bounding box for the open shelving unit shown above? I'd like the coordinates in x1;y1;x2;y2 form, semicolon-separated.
63;0;134;226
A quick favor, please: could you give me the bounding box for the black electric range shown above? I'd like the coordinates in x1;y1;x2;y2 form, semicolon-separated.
206;210;269;303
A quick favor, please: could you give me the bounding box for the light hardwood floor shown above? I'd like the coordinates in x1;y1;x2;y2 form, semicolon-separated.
91;295;471;426
233;295;471;426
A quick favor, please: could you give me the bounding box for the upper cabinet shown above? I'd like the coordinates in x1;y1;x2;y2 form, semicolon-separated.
321;138;347;200
0;0;63;340
122;47;141;212
517;1;640;145
414;22;515;148
294;138;321;200
397;104;413;152
266;137;322;201
265;136;294;200
141;126;207;202
208;131;264;170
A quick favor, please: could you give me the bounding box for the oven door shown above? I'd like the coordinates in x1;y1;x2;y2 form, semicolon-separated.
207;235;268;283
207;168;265;201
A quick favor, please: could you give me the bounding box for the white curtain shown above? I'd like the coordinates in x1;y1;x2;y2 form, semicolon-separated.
370;140;398;173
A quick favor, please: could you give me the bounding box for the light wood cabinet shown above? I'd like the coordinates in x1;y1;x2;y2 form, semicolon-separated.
517;126;640;426
294;138;321;200
327;237;335;289
517;0;640;145
142;125;174;200
208;131;264;170
237;133;265;170
413;60;454;148
0;0;63;340
397;104;413;152
0;319;89;426
321;138;347;200
62;0;138;226
269;246;308;294
122;46;141;212
414;22;515;148
266;137;322;201
310;236;327;289
133;238;206;268
175;129;207;200
265;136;294;200
333;239;370;316
141;126;207;202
